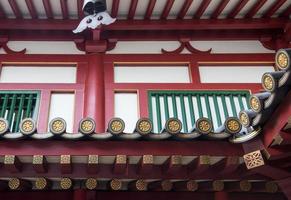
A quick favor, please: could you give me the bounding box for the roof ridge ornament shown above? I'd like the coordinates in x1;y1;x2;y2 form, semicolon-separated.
73;0;116;34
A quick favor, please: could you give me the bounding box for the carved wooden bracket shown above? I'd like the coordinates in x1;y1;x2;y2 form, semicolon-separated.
0;36;26;54
74;29;117;53
260;36;289;51
161;38;212;54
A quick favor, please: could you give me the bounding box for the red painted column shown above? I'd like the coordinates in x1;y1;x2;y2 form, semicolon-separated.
84;54;105;132
73;189;86;200
215;191;229;200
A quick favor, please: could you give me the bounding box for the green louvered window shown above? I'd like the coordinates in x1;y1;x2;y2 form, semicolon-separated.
148;90;250;133
0;91;40;132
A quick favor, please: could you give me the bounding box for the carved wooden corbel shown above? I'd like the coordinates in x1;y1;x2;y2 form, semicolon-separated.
0;35;26;54
161;37;212;54
73;29;117;53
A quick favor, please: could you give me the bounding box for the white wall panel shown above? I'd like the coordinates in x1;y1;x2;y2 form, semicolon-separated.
114;66;190;83
48;93;75;133
114;93;138;133
0;66;76;83
199;66;275;83
107;40;274;54
0;41;85;54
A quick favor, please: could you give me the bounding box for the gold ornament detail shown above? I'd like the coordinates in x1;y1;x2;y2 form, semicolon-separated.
166;118;182;134
239;112;249;127
79;118;95;134
277;52;288;69
213;180;224;191
8;178;20;190
250;97;260;112
142;155;153;164
35;178;47;190
50;118;66;134
240;180;252;191
243;150;265;169
4;155;15;164
186;180;198;191
33;155;44;164
60;155;71;164
171;155;182;165
136;119;152;134
116;155;127;164
161;180;173;191
88;155;98;164
110;179;122;190
0;118;8;134
265;181;278;193
136;180;147;191
60;178;72;190
108;118;125;134
20;118;36;135
85;178;98;190
196;118;212;134
226;118;241;134
262;75;274;91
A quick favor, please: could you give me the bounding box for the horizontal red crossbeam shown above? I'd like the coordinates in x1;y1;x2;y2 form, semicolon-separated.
0;18;287;31
0;141;243;156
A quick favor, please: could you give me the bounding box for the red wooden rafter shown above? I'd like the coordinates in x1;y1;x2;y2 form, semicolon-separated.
211;0;230;19
279;4;291;18
145;0;156;20
42;0;53;19
227;0;249;18
25;0;38;19
60;0;69;19
193;0;211;19
8;0;22;19
263;0;287;18
128;0;138;20
77;0;84;19
245;0;267;18
161;0;175;20
177;0;193;19
111;0;120;18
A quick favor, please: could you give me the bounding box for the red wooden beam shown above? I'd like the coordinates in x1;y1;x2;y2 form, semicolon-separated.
8;0;22;19
32;155;47;173
227;0;249;18
60;155;72;174
0;18;287;31
193;0;211;19
25;0;38;19
263;0;287;18
187;156;210;175
211;0;230;19
271;131;291;146
177;0;193;19
137;155;153;174
111;0;120;18
87;155;99;174
245;0;267;18
113;155;128;174
263;91;291;147
144;0;156;20
0;141;243;156
4;155;22;173
252;165;291;180
162;155;182;174
60;0;69;19
42;0;53;19
161;0;175;20
279;4;291;18
77;0;84;19
212;156;240;174
128;0;138;20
